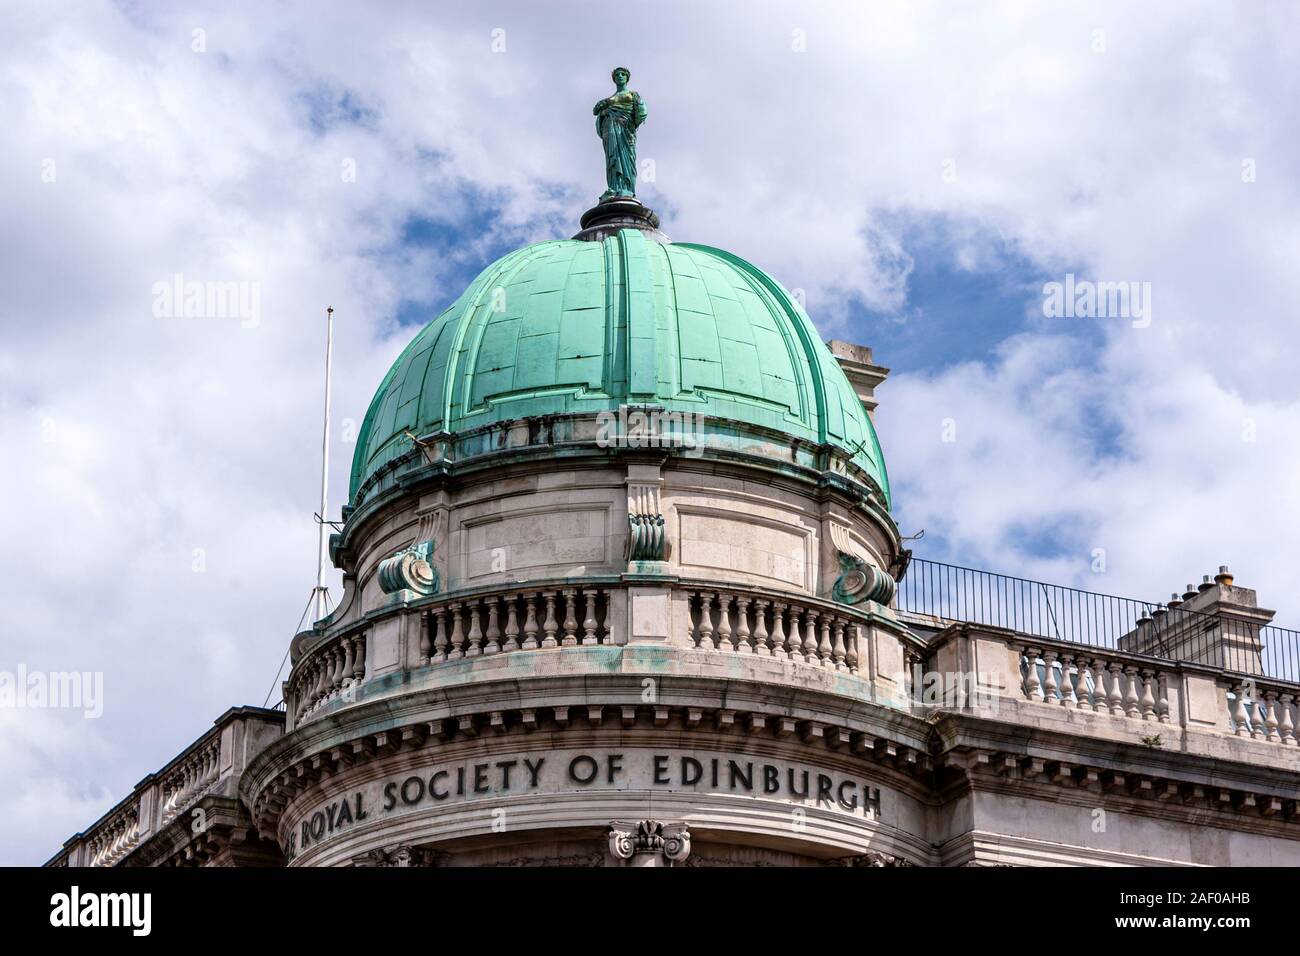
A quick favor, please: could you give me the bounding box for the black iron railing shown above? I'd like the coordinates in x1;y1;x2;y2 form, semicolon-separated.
896;558;1300;684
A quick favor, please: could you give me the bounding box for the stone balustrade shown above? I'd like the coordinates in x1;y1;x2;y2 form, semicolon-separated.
687;589;865;674
290;584;616;726
1226;678;1300;744
418;585;614;664
87;803;141;867
290;631;367;723
289;576;1300;764
1017;644;1300;746
1018;644;1171;723
159;735;222;825
922;624;1300;764
287;581;896;731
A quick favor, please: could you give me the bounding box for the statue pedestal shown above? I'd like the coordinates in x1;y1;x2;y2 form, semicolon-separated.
573;197;669;242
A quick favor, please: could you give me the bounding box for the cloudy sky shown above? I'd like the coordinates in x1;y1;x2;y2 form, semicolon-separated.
2;0;1298;865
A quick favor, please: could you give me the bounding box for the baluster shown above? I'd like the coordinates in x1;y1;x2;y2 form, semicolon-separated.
1041;651;1059;703
331;645;346;697
503;597;521;652
305;660;321;711
322;649;336;701
802;610;819;662
1107;662;1125;715
582;590;599;646
735;597;753;654
1262;692;1279;742
466;601;484;657
1138;670;1156;720
1230;687;1248;736
1072;657;1089;710
846;623;860;674
1280;694;1295;745
352;633;366;682
418;611;432;665
752;600;771;656
715;593;733;651
302;660;316;712
1022;647;1042;701
433;608;449;661
1090;659;1108;712
1122;666;1140;718
315;655;328;706
787;606;805;662
449;604;466;659
523;594;540;650
1156;673;1170;723
329;646;343;697
325;653;339;702
597;589;610;644
480;598;500;654
311;656;326;708
831;619;847;670
542;592;559;649
770;603;788;660
696;592;715;649
561;588;579;646
1059;655;1078;707
301;657;316;708
315;654;329;705
817;613;834;667
340;636;356;688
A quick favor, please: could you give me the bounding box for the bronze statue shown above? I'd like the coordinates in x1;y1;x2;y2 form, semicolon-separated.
593;67;647;201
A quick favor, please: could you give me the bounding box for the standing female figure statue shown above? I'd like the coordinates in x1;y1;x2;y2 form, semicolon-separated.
593;67;647;201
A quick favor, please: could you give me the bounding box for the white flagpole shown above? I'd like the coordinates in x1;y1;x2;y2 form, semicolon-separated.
314;306;334;621
263;304;336;708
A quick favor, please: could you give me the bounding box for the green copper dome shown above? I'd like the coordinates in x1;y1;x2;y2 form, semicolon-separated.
349;228;889;507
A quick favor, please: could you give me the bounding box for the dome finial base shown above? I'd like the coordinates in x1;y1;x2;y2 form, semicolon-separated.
573;197;670;242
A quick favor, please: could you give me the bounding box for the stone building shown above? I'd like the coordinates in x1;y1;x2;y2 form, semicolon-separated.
46;175;1300;871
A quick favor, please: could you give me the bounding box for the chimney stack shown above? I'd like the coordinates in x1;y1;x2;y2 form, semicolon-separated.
827;340;889;423
1118;565;1275;674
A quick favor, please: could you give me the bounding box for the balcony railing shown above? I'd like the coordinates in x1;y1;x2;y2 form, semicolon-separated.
897;558;1300;683
286;580;897;728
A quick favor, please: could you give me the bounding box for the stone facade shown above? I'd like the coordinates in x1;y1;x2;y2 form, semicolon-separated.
47;364;1300;867
43;201;1300;868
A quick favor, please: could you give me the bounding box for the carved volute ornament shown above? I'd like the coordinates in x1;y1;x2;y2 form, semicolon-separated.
608;820;691;865
828;521;896;606
351;844;439;867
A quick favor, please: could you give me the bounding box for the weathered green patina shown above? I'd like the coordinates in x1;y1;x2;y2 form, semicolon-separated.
349;232;890;507
594;67;646;200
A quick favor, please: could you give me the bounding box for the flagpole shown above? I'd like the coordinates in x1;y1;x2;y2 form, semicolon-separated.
314;306;334;622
